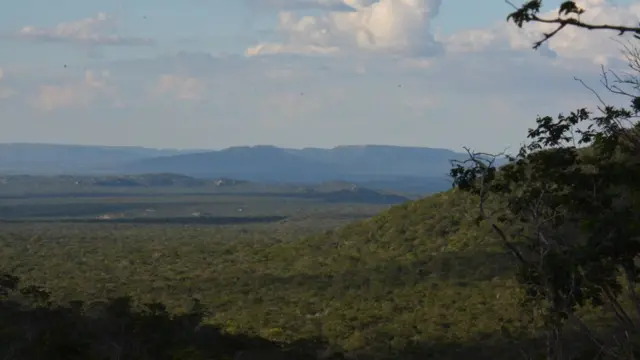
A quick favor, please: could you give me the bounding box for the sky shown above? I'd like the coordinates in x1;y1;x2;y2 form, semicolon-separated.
0;0;639;152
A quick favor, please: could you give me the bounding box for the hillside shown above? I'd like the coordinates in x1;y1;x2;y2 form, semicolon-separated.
0;189;549;359
282;189;512;278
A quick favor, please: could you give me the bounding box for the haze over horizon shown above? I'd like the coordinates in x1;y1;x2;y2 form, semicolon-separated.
1;0;638;153
0;141;465;152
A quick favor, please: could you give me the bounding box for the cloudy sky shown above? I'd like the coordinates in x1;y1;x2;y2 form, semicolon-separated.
0;0;638;152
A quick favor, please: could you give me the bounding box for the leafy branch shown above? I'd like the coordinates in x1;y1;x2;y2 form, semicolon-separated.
506;0;640;49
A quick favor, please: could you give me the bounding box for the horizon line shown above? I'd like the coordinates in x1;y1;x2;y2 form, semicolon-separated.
0;141;461;153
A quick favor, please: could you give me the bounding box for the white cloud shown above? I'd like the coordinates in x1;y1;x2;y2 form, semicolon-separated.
151;74;206;101
3;1;639;151
31;70;121;111
246;0;357;11
246;0;443;57
247;0;640;65
14;13;154;46
445;0;640;65
0;48;617;151
540;0;640;63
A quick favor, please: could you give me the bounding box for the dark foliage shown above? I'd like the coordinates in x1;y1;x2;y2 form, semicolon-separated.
451;1;640;358
0;276;340;360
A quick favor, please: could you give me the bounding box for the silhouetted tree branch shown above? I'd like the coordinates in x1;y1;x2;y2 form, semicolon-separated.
506;0;640;50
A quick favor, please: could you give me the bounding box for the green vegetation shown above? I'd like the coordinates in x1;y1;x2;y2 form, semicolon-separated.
0;190;535;359
3;2;640;359
450;2;640;359
0;187;613;359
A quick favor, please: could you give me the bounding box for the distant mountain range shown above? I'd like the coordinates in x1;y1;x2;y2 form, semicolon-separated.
0;143;206;174
0;143;468;194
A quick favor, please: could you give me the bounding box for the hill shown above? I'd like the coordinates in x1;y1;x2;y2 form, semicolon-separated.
121;145;339;182
121;145;466;193
0;143;464;194
291;145;461;177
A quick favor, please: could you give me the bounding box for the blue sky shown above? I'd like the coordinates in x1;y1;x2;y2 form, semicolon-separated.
0;0;638;152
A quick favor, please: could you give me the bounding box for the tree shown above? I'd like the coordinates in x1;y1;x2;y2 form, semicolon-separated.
451;1;640;359
0;277;336;360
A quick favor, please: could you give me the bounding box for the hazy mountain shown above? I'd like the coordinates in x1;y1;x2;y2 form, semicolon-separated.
0;143;205;174
122;144;466;184
120;145;342;182
289;145;464;177
0;143;468;194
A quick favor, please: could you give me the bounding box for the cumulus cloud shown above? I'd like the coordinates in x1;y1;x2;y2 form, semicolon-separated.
31;70;121;111
5;1;639;150
245;0;443;57
13;12;154;46
151;74;206;101
246;0;357;11
247;0;640;65
445;0;640;64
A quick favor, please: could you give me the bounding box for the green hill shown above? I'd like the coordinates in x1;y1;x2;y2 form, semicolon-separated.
250;190;528;348
0;189;544;359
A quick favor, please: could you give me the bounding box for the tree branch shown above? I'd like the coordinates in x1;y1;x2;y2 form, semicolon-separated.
506;0;640;50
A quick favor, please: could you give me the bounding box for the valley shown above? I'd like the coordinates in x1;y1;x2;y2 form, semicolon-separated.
0;171;615;359
0;184;535;359
1;3;639;358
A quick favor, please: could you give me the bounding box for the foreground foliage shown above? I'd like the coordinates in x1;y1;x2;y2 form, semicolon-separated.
451;1;640;358
0;274;337;360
